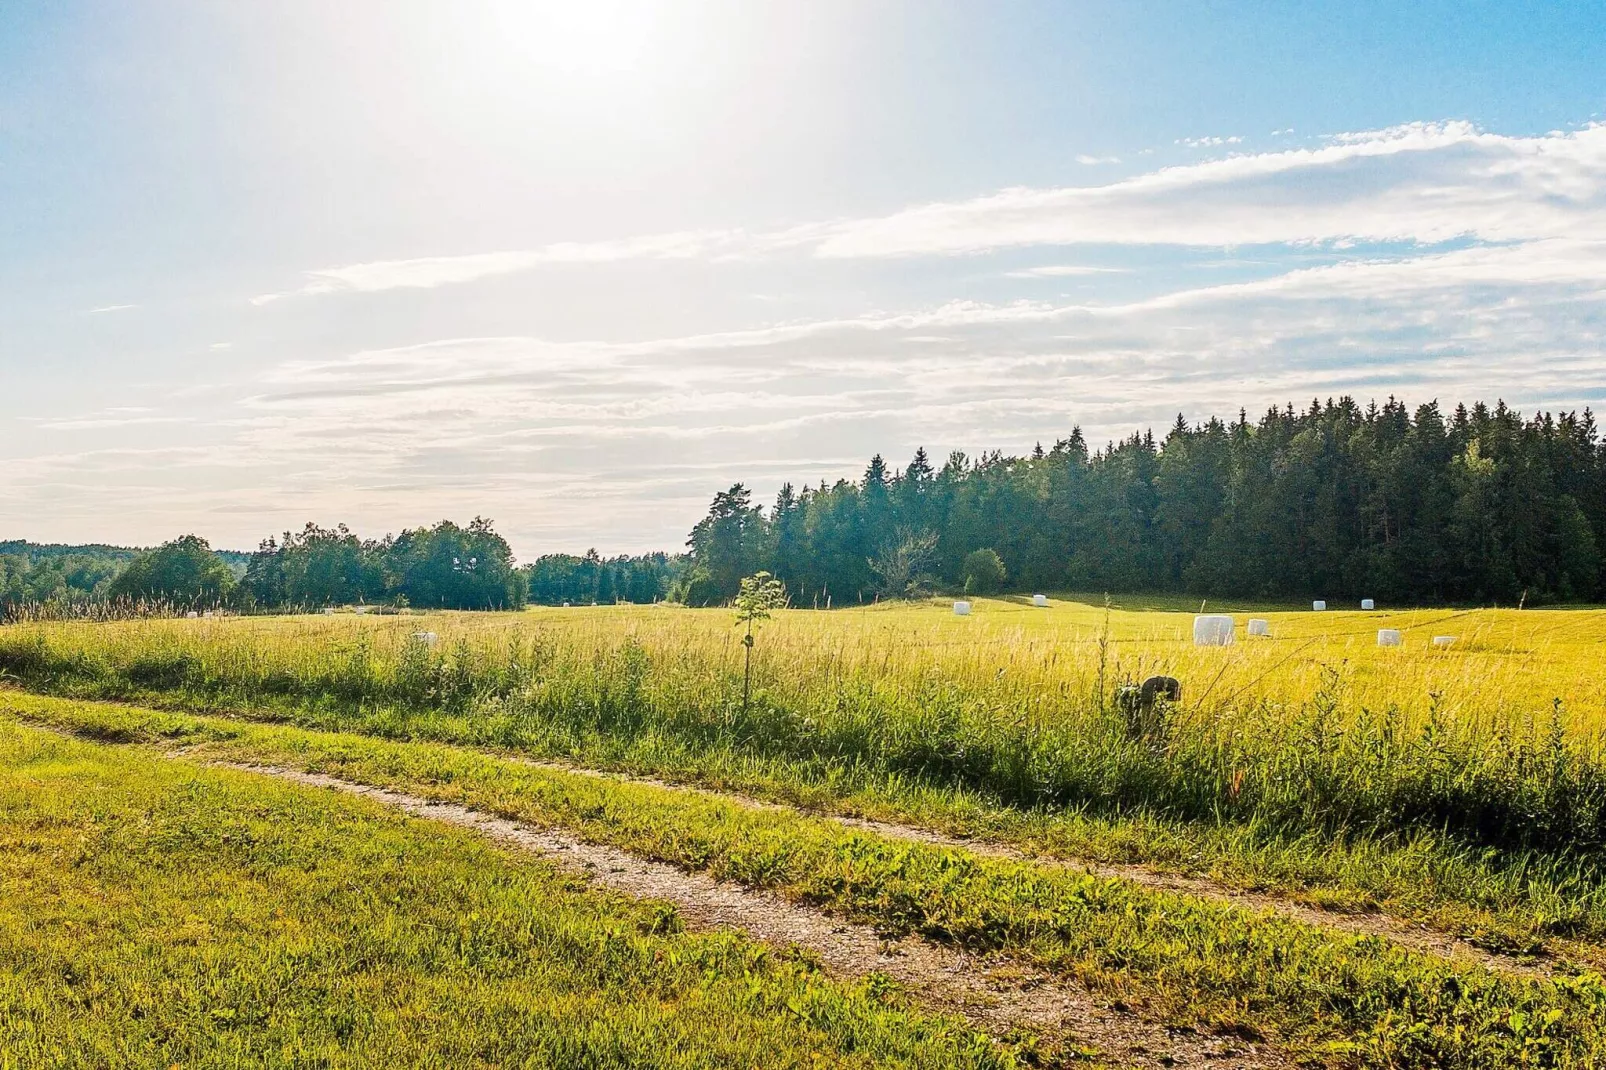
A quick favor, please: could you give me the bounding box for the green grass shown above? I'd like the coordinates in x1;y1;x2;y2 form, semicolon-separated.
5;650;1605;964
10;603;1606;991
13;692;1606;1068
0;717;1034;1070
6;602;1606;861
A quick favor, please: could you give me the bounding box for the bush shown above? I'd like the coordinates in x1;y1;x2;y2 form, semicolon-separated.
961;548;1006;594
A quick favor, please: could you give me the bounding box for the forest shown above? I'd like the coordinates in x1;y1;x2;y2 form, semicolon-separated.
681;397;1605;606
6;398;1603;615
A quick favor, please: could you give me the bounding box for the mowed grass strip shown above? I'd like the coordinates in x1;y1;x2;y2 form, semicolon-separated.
14;693;1606;1068
0;719;1033;1070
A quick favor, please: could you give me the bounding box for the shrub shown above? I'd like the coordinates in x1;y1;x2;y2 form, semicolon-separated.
961;549;1006;594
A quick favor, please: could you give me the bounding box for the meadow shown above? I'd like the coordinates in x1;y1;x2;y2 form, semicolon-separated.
5;598;1606;930
13;693;1606;1067
0;719;1020;1069
7;595;1606;1064
3;595;1603;851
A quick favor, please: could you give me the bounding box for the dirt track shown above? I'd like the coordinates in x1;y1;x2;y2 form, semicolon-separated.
514;753;1555;979
220;761;1292;1070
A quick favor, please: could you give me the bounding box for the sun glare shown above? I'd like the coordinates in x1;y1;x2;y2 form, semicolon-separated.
491;0;656;76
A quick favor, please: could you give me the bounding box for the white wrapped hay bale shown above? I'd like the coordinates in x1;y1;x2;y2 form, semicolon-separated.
953;601;972;616
1193;614;1235;646
185;610;199;619
1247;618;1270;637
413;631;439;647
1432;635;1456;648
1312;600;1326;611
1360;599;1375;611
1032;594;1048;607
1377;628;1403;647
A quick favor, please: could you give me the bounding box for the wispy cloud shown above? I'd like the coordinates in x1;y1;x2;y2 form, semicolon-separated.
1003;265;1132;278
811;122;1606;257
28;404;194;432
249;228;825;303
252;121;1606;300
36;415;194;431
1116;240;1606;310
208;247;1606;498
17;238;1606;552
1075;154;1121;165
26;118;1606;553
1176;135;1244;147
85;303;137;314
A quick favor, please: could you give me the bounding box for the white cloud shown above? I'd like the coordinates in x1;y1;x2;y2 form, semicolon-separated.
1116;240;1606;310
1003;265;1131;278
19;118;1606;553
51;235;1586;548
15;248;1606;553
26;405;192;432
85;303;137;314
36;416;193;431
812;122;1606;257
1075;154;1121;165
248;227;825;303
1176;135;1244;147
254;121;1606;300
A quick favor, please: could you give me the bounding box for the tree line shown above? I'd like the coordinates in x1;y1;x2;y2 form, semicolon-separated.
524;551;680;606
680;398;1605;606
241;527;681;609
8;397;1603;617
0;540;251;614
1;543;134;609
2;523;682;617
239;519;526;610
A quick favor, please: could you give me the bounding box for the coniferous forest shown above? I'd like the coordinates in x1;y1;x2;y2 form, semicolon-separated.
680;398;1605;606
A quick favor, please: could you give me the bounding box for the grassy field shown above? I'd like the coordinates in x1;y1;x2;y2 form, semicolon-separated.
11;693;1606;1068
0;717;1026;1069
1;600;1604;945
7;596;1606;1063
3;596;1603;848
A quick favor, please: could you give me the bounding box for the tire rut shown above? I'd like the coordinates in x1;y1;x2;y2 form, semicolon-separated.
218;761;1291;1070
512;755;1557;980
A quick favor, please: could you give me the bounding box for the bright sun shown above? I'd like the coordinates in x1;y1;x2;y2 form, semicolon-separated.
491;0;656;77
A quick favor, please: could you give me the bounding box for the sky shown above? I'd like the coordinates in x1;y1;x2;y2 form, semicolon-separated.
4;1;1606;557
